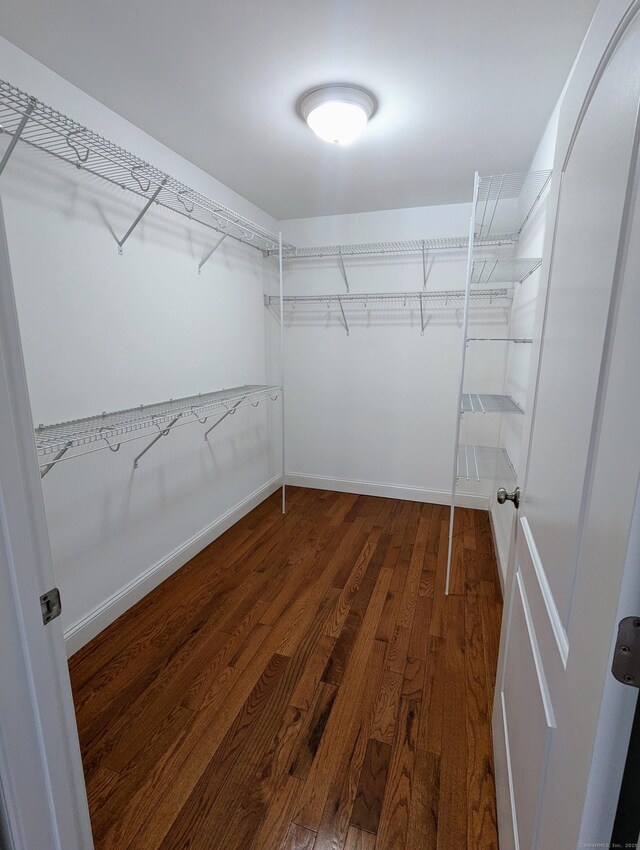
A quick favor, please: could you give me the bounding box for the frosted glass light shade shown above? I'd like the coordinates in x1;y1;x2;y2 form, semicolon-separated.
301;85;375;145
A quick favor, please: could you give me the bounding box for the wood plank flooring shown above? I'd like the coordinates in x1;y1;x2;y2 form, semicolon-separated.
69;487;502;850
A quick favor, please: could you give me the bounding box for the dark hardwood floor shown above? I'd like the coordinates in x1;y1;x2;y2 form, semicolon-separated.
69;487;502;849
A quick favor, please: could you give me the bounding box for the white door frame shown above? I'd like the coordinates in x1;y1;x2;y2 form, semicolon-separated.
0;196;93;849
493;0;640;844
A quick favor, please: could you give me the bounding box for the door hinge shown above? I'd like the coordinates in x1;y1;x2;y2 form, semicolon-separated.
612;617;640;687
40;587;62;625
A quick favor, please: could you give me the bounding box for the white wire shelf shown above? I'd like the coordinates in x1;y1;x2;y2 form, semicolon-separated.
0;80;289;254
265;289;513;335
35;384;281;472
471;257;541;284
269;234;517;259
476;170;552;238
461;394;524;414
466;337;532;343
456;444;516;483
265;288;512;309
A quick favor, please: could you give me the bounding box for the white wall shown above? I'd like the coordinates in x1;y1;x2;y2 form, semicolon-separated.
279;149;557;584
0;32;561;649
279;203;514;507
0;38;282;654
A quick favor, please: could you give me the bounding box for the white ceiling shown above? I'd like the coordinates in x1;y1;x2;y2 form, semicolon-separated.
0;0;598;219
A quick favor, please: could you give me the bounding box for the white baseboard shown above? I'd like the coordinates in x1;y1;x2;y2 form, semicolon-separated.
63;475;282;657
285;472;490;510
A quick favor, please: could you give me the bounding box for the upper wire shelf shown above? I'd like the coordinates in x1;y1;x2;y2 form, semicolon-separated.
476;170;552;239
268;233;517;260
268;171;551;260
461;394;524;414
457;444;516;483
0;80;289;254
35;384;281;471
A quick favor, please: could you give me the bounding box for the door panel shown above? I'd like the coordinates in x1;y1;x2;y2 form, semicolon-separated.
523;15;640;625
494;5;640;849
502;571;554;849
518;518;567;677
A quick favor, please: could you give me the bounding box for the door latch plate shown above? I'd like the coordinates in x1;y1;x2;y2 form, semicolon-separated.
612;616;640;687
40;587;62;625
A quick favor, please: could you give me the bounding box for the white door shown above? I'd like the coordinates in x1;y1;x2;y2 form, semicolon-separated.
0;198;94;849
493;2;640;848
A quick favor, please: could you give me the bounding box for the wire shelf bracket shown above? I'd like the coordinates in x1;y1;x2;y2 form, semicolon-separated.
338;297;350;335
40;441;72;479
0;96;34;176
117;177;167;255
198;233;228;274
203;396;245;440
337;250;350;293
133;413;180;469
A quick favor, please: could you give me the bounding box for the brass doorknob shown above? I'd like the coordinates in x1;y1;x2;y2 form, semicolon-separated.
497;486;520;510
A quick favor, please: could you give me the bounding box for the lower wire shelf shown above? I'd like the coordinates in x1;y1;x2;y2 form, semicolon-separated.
35;383;282;476
456;444;516;484
265;289;513;335
461;393;524;414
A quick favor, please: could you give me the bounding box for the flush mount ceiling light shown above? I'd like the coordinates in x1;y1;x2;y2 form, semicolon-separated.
300;85;376;145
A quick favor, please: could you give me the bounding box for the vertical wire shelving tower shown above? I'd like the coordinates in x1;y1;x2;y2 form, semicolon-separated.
278;233;286;513
445;170;551;594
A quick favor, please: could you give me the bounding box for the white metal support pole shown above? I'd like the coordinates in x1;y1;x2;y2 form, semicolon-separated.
445;171;480;595
279;232;286;513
